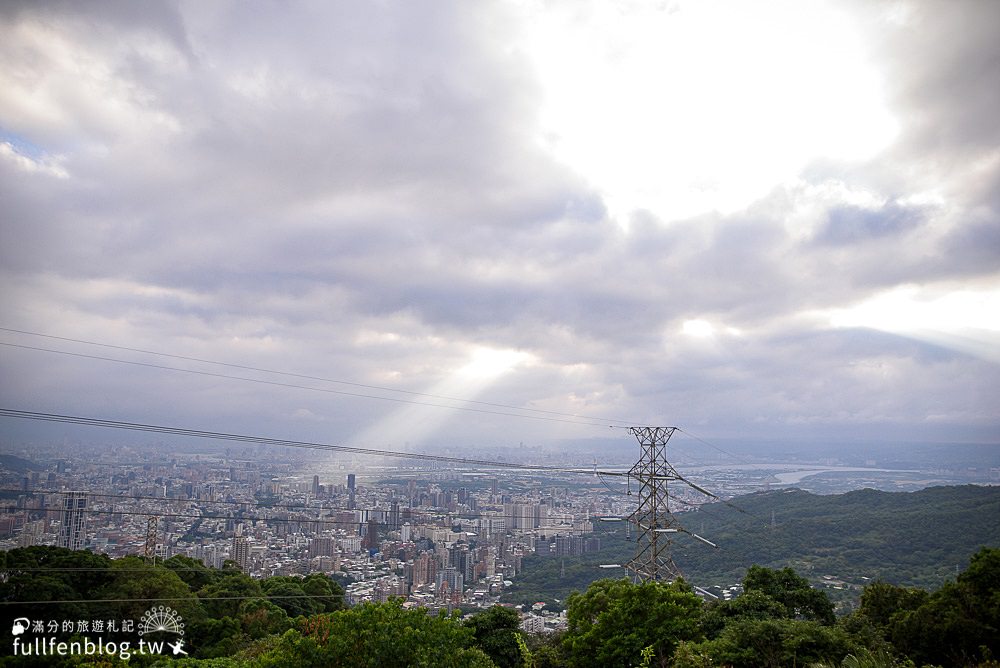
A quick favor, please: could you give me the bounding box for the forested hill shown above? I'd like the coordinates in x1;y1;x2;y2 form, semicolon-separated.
674;484;1000;586
504;484;1000;607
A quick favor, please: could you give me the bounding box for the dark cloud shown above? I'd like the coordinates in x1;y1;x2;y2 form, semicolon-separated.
878;0;1000;157
815;201;929;246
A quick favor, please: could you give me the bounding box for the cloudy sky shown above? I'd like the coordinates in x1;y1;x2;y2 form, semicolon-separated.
1;0;998;455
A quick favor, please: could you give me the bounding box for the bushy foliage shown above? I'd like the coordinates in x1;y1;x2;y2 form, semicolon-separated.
249;601;496;668
0;546;342;660
561;578;704;667
3;542;998;667
464;605;523;668
676;566;848;667
742;564;836;625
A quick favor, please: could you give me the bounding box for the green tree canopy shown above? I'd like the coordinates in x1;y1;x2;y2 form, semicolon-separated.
562;578;704;667
300;573;346;613
675;617;851;668
464;605;523;668
743;565;835;625
249;601;496;668
94;555;199;623
197;570;264;619
0;545;116;622
888;547;1000;666
163;553;220;592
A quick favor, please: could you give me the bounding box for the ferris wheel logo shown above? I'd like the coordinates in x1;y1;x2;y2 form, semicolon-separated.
138;606;185;637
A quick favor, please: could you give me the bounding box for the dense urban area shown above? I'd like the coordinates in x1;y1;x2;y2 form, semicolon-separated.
2;439;997;640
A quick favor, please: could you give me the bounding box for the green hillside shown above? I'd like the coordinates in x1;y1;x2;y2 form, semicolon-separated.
503;484;1000;608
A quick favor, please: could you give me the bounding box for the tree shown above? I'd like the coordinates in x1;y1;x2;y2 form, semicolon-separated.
0;545;116;622
300;573;346;613
197;570;264;619
675;618;852;668
262;576;323;618
163;553;220;592
562;578;704;667
189;614;248;659
250;601;496;667
464;605;523;668
94;555;199;623
875;547;1000;666
743;565;835;625
239;598;293;638
701;589;788;637
854;581;927;631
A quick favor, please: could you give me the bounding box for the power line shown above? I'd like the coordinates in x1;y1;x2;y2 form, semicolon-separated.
611;424;749;465
0;409;617;476
0;328;642;427
0;409;751;521
0;409;748;512
675;428;756;466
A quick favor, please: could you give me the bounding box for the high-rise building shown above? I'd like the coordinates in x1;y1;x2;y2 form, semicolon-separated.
362;519;379;551
390;501;400;530
57;491;87;551
503;503;541;530
19;519;45;548
436;566;463;598
312;475;320;495
308;537;337;558
412;552;438;586
347;473;356;510
231;524;250;572
231;536;250;572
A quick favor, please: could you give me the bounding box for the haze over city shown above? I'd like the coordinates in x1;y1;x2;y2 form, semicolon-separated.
1;0;998;453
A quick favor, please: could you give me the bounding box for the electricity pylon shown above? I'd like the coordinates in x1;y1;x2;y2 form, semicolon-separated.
623;426;684;582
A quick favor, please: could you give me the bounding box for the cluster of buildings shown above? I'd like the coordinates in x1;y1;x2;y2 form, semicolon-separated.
0;446;636;626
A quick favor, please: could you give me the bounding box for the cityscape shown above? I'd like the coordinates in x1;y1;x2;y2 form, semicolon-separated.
1;0;998;663
3;436;996;635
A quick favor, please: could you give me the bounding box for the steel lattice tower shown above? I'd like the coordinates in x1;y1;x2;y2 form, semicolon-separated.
623;426;684;582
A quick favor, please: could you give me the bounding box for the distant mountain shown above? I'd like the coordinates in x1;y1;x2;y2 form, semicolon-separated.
0;454;40;473
503;485;1000;608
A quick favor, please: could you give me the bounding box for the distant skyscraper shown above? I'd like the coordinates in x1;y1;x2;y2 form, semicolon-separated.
312;475;320;495
58;491;87;551
362;519;379;551
503;503;541;529
348;473;356;510
232;526;250;573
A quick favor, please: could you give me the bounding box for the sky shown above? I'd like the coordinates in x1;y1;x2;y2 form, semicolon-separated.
1;0;998;456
